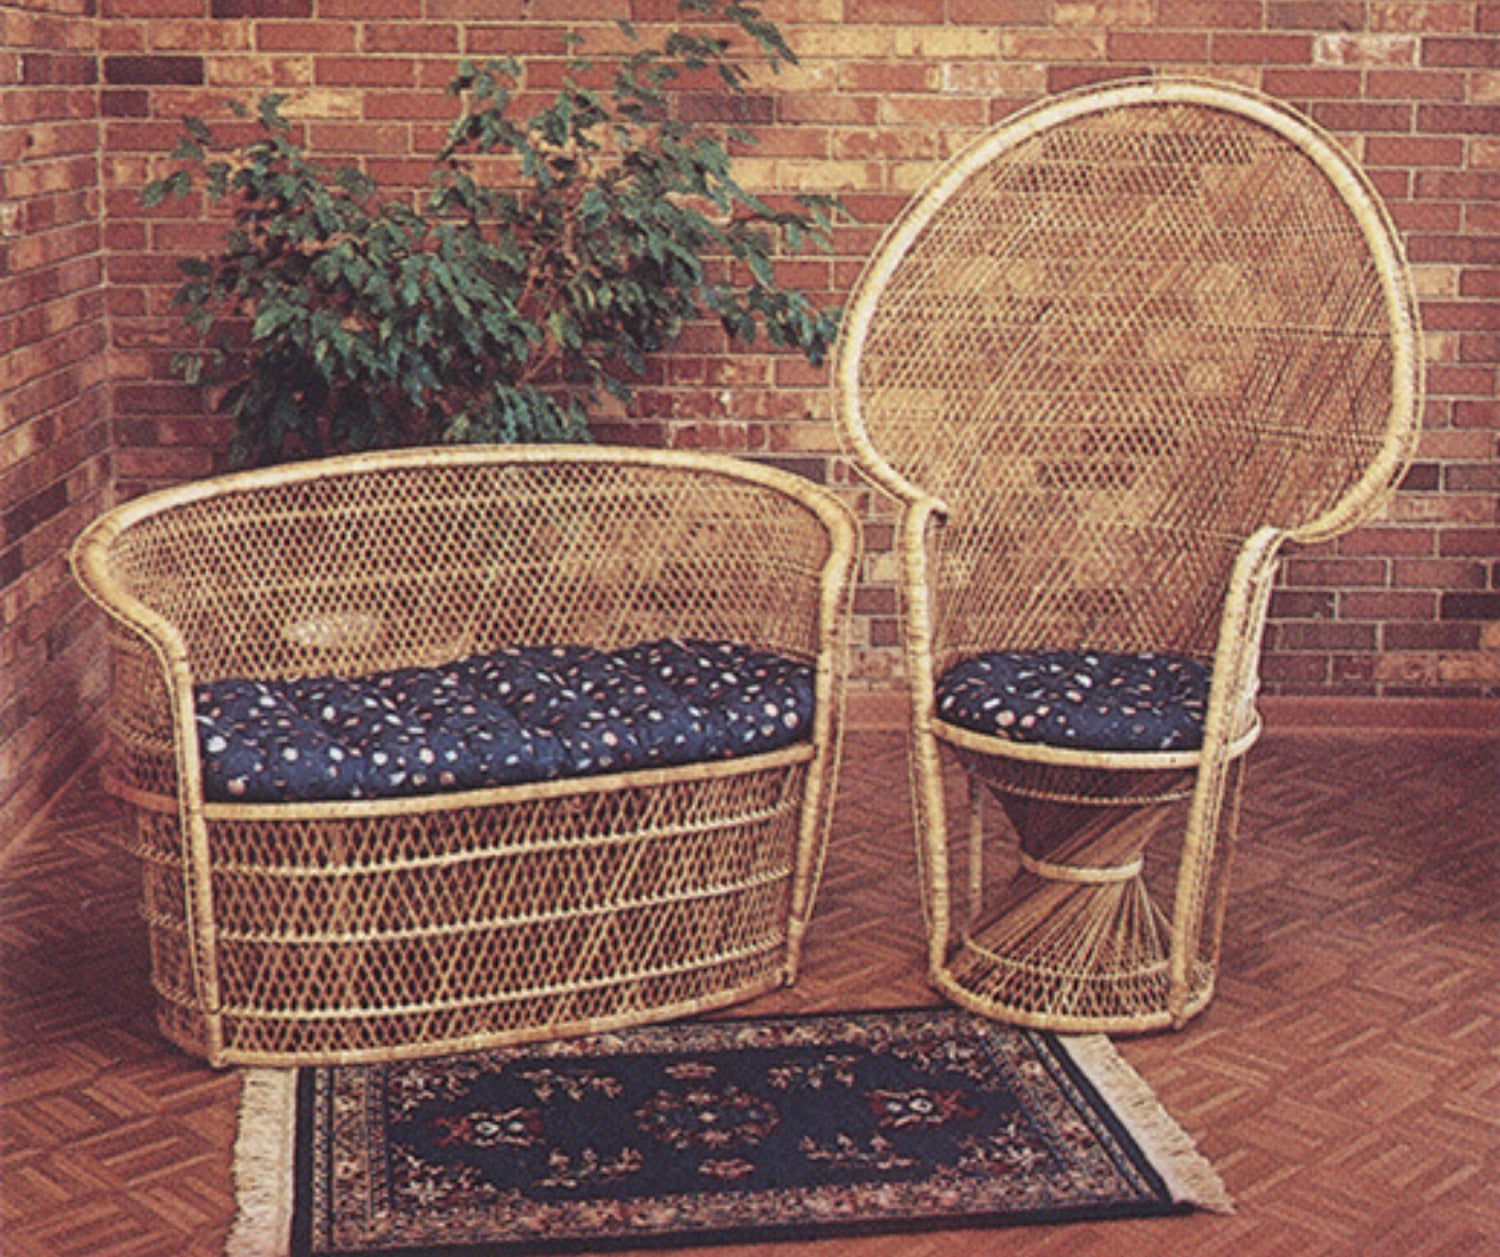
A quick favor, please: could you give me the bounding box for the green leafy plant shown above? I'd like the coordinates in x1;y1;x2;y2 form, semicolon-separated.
144;0;842;466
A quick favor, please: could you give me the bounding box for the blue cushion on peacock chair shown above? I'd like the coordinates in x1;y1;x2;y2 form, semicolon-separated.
194;639;815;804
934;648;1210;753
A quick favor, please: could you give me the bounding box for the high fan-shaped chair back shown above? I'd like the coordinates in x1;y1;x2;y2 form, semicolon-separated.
836;78;1420;1032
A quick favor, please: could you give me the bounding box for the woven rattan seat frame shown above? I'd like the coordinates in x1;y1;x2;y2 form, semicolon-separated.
72;445;857;1066
834;78;1421;1033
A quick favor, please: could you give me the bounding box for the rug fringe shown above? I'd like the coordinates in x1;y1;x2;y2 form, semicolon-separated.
225;1069;298;1257
1060;1035;1234;1215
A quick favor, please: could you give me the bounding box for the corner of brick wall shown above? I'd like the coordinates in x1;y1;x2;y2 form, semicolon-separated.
1;0;115;846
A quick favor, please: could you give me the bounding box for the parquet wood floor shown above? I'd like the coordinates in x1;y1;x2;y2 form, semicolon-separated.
3;729;1497;1256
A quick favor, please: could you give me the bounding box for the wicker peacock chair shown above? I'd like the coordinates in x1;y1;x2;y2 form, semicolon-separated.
834;78;1422;1033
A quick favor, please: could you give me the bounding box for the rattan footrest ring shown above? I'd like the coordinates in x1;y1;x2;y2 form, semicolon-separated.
1018;852;1145;884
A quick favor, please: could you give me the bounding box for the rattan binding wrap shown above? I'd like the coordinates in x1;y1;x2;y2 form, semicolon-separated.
834;78;1421;1033
72;445;857;1067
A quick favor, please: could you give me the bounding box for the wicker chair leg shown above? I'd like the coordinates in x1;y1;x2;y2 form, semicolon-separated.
1167;752;1249;1025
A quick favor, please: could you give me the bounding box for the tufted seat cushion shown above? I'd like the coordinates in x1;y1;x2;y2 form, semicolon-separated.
194;639;815;804
935;649;1210;753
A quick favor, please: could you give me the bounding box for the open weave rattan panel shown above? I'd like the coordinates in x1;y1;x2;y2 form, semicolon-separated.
100;458;834;682
130;757;814;1064
847;89;1412;674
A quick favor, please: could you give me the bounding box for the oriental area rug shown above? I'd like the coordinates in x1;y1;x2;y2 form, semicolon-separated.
228;1010;1230;1257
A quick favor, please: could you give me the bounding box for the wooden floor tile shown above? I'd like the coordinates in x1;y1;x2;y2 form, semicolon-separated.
3;729;1497;1255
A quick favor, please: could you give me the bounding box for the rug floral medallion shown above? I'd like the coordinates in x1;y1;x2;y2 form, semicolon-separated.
244;1010;1228;1256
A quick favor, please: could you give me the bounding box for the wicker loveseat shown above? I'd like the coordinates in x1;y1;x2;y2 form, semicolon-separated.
72;445;857;1067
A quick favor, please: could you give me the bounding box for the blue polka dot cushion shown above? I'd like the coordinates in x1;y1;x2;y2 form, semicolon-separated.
935;649;1210;753
194;639;815;803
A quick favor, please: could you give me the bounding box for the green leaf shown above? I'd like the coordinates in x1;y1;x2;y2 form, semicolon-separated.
258;94;291;130
152;7;843;467
578;185;610;229
746;250;775;288
547;310;579;349
250;303;290;341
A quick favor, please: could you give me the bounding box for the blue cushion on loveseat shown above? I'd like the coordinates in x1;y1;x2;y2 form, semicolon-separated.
194;639;815;803
934;649;1210;753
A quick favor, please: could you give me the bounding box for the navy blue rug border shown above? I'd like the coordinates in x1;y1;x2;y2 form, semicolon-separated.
287;1009;1196;1257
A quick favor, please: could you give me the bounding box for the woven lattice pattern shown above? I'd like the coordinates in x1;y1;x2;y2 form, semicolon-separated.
853;94;1408;670
73;446;857;1066
835;79;1420;1033
101;457;834;685
129;761;810;1063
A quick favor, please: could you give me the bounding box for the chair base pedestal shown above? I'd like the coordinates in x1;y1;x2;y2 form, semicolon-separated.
938;749;1221;1034
935;913;1217;1036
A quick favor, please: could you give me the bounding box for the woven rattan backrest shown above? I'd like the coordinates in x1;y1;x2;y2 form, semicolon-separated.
836;78;1420;668
89;447;840;684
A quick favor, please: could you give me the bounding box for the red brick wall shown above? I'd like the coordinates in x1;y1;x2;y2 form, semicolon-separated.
1;0;111;843
3;0;1497;831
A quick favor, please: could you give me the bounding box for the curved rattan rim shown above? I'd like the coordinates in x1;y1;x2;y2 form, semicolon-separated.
932;711;1263;772
832;75;1423;540
107;740;817;822
932;965;1214;1037
73;443;856;599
